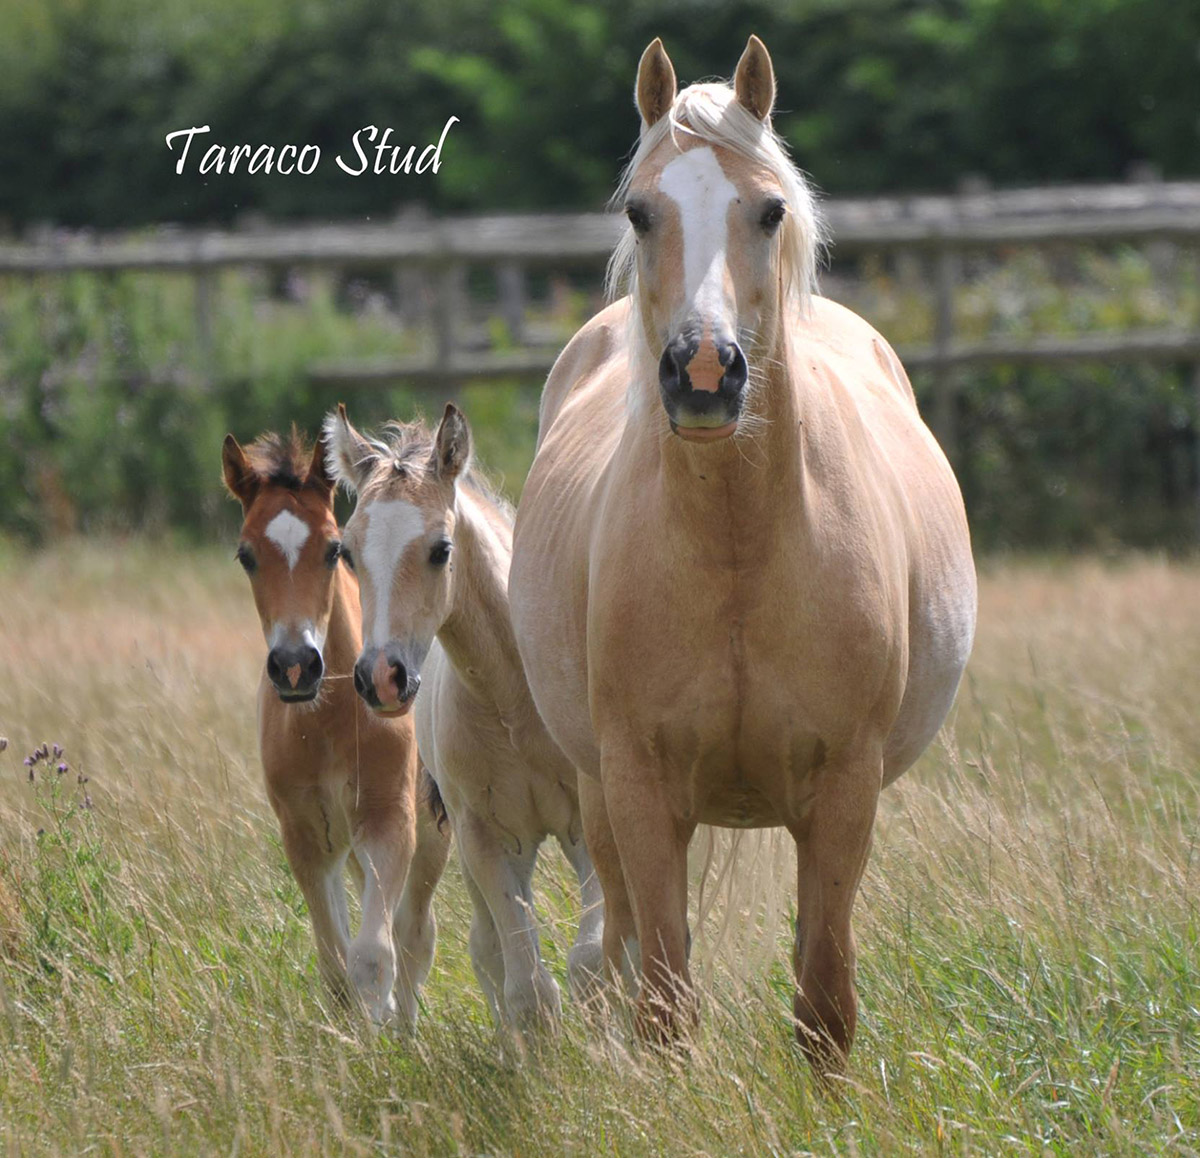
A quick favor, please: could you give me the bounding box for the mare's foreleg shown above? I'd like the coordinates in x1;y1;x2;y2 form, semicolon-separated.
789;745;881;1074
600;739;696;1041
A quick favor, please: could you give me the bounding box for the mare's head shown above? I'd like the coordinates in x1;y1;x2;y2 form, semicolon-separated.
324;403;472;717
222;429;344;702
607;36;822;442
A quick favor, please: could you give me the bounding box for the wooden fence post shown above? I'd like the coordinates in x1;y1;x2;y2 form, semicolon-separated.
496;261;526;346
194;268;216;382
433;261;467;366
931;238;959;463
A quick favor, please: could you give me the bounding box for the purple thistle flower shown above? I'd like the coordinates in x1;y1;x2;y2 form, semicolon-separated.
52;744;62;759
56;762;68;775
23;756;33;767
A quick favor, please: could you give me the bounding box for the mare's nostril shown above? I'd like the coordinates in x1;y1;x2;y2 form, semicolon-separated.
722;344;748;393
354;659;373;701
303;648;323;682
658;347;681;393
266;649;284;685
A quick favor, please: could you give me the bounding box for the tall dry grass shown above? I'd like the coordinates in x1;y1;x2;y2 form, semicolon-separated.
0;543;1196;1155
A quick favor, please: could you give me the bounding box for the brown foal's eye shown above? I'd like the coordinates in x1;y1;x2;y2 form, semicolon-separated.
761;200;786;233
325;540;342;569
236;544;256;574
340;546;356;572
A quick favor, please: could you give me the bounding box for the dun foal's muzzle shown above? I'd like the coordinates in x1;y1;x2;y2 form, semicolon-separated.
266;642;324;702
659;333;748;442
354;647;421;716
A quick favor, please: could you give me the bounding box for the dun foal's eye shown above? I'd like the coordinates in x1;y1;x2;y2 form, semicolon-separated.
235;544;255;574
429;540;452;567
625;203;651;236
340;546;356;572
760;200;787;234
324;541;342;569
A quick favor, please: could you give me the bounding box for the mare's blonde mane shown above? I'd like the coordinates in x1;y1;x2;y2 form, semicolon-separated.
605;81;824;310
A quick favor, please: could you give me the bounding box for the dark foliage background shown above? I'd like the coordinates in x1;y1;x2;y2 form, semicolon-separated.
0;0;1197;228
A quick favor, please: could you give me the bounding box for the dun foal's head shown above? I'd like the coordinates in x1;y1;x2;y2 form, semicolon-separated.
325;403;471;717
222;430;344;703
608;36;820;442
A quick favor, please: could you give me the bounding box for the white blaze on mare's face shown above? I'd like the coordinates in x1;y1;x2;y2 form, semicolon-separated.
362;499;426;647
264;509;311;571
658;148;738;323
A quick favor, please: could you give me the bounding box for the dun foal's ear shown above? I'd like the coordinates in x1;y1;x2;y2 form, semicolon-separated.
432;403;472;482
733;34;775;122
323;403;379;495
636;38;677;130
221;434;258;509
307;435;335;502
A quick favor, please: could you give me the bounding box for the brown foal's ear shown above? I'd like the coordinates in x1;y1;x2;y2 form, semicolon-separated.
733;34;775;122
221;434;259;509
636;38;677;130
431;403;472;482
323;403;380;495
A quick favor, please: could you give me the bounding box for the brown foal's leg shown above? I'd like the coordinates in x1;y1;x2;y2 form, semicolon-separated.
790;747;881;1074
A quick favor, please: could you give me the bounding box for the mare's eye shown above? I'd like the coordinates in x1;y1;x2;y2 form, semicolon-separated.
625;203;651;236
325;540;342;569
235;544;256;574
429;540;452;567
761;200;786;233
340;546;356;572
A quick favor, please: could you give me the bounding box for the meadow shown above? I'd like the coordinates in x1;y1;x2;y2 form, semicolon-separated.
0;542;1197;1155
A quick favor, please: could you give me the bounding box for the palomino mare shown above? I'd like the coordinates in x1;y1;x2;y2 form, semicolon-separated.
509;37;976;1069
324;403;604;1031
222;429;450;1027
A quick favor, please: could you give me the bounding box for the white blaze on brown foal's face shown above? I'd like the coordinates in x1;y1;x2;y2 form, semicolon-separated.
614;36;813;442
222;432;343;702
325;404;469;717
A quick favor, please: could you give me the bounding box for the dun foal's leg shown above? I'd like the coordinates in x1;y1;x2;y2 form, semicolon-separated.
790;748;882;1073
578;773;638;994
462;866;506;1024
348;805;416;1027
601;742;696;1040
556;829;605;999
456;809;561;1030
278;809;352;1004
392;801;451;1025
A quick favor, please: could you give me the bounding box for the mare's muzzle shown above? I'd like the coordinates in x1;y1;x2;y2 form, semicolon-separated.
354;646;421;715
659;333;748;441
267;642;324;702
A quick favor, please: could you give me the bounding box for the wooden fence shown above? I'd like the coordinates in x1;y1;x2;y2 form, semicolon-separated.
4;179;1200;460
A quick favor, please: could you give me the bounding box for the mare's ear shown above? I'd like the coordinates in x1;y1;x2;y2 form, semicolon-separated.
323;403;380;495
221;434;258;510
431;403;472;482
306;435;335;504
636;38;676;130
733;34;775;122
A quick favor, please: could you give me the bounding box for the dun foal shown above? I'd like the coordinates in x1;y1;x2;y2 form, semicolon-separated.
223;429;449;1027
325;403;603;1031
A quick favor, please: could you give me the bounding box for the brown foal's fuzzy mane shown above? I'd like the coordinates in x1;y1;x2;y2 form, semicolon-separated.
244;427;318;491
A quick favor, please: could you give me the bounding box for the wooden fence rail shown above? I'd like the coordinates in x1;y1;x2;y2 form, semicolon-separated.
5;180;1200;464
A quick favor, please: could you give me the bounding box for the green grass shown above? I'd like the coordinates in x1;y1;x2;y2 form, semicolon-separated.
1;545;1197;1154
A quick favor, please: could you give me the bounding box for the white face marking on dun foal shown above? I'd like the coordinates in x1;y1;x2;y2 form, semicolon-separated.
362;499;426;647
264;509;311;571
659;148;738;320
